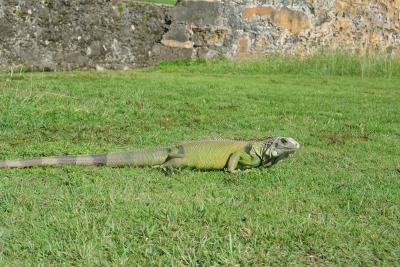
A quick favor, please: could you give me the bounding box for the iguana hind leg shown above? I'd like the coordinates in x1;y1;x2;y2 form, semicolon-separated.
162;158;187;168
161;158;187;175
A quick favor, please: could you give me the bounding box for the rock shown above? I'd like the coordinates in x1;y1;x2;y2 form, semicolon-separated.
162;0;399;59
0;1;172;70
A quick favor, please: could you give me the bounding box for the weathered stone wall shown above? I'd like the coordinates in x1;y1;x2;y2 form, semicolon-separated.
0;0;172;70
161;0;400;60
0;0;399;70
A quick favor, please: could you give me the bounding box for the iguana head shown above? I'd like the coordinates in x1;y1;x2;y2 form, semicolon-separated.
258;136;300;167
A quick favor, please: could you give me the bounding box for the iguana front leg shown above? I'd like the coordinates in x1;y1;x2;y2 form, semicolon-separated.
227;152;261;173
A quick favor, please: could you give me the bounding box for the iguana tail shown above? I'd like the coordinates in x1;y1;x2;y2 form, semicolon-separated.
0;147;171;168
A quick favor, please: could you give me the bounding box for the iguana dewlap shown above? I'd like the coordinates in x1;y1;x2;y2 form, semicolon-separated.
0;137;300;172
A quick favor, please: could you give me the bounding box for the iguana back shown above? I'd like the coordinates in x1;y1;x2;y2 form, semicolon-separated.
179;140;250;169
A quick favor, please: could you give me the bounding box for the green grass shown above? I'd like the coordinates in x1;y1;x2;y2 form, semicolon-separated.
156;52;400;78
0;54;400;265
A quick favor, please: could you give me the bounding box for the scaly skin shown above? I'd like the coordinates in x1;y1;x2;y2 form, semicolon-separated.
0;137;300;172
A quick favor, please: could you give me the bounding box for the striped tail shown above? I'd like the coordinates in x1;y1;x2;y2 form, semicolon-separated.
0;147;170;168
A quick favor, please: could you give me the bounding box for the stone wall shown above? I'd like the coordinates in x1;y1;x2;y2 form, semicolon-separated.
0;0;399;70
162;0;400;60
0;0;172;70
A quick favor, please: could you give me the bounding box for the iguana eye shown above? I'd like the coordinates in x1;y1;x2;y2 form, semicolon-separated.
281;138;288;144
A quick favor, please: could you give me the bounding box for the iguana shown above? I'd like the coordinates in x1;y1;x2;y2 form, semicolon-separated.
0;136;300;172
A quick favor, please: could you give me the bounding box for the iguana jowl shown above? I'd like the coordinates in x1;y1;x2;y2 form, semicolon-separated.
0;136;300;172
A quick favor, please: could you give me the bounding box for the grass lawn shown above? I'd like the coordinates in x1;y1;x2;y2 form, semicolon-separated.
0;55;399;265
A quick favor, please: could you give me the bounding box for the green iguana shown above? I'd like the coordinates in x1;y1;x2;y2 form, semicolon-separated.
0;136;300;172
